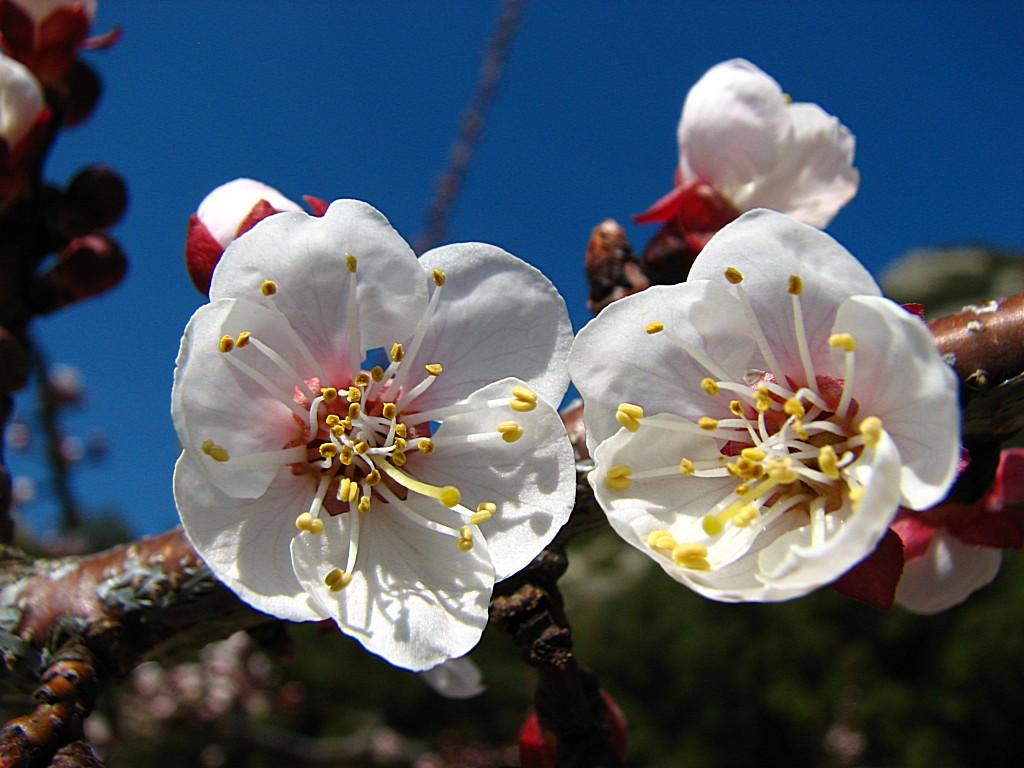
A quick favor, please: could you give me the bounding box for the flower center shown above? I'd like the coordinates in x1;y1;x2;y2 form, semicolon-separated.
607;268;887;572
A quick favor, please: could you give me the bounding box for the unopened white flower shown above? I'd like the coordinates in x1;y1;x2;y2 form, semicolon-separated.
173;199;575;670
677;59;858;228
0;52;44;149
196;178;302;249
570;209;959;601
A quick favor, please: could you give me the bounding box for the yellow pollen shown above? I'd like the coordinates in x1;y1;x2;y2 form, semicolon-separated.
829;333;857;352
605;465;632;490
456;537;474;552
701;378;720;396
741;447;766;462
392;436;406;452
432;268;446;286
218;335;234;353
510;386;539;412
319;443;338;459
615;403;644;432
295;512;314;532
347;386;361;403
724;267;744;284
731;504;759;527
326;569;353;592
391;450;407;467
679;458;695;475
395;423;407;438
471;502;496;524
260;280;277;296
645;321;665;334
346;255;357;273
672;543;711;569
787;275;803;295
358;497;371;514
337;478;358;503
382;402;397;419
859;416;883;448
755;387;773;412
848;485;866;510
390;343;405;362
819;445;840;479
735;484;750;496
235;331;251;348
698;417;719;431
348;402;361;420
308;519;324;535
417;439;435;455
425;363;443;377
326;414;341;426
339;446;353;465
371;365;385;382
320;387;338;402
646;530;678;551
354;373;370;387
330;424;345;439
200;439;229;462
730;400;745;417
784;398;805;418
354;441;369;454
497;420;524;443
365;469;382;486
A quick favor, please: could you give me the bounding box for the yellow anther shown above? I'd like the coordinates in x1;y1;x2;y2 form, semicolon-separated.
348;402;361;420
319;443;338;459
308;518;324;535
730;400;746;417
672;543;711;569
381;402;397;420
295;512;314;532
848;485;866;510
679;458;695;475
390;436;405;452
702;515;724;536
330;424;345;438
471;502;496;524
859;416;883;448
766;458;798;484
354;373;370;387
346;254;357;273
724;267;744;284
510;386;539;412
370;365;385;382
391;450;407;467
457;537;474;552
819;444;840;479
326;569;353;592
365;469;382;486
432;268;446;286
326;414;341;427
200;439;230;462
741;447;766;462
260;280;277;296
395;423;407;438
794;420;808;441
218;335;234;353
787;275;803;295
604;465;632;490
338;477;360;503
425;363;443;377
646;530;678;550
698;417;719;431
731;504;759;527
347;386;361;403
645;321;665;334
321;387;338;402
615;403;644;432
701;378;720;396
755;387;773;412
497;420;524;443
339;446;354;465
829;333;857;352
735;484;750;496
357;497;371;514
235;331;251;348
354;441;369;454
783;398;805;418
417;439;436;455
390;343;405;362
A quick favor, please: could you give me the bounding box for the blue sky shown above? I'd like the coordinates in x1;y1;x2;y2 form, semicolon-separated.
12;1;1023;538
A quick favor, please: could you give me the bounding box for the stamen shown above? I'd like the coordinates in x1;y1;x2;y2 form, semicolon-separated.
425;363;443;376
374;457;461;507
698;417;718;431
818;445;840;479
219;353;309;420
604;465;632;490
510;385;538;413
724;267;744;284
457;525;474;551
645;321;665;334
346;256;361;380
261;280;277;296
615;403;644;432
200;439;230;463
497;420;524;443
831;333;858;418
679;458;695;475
858;416;883;448
789;276;816;387
417;439;436;454
235;331;251;348
725;274;785;382
325;568;352;592
471;502;496;524
701;378;720;396
672;542;711;570
219;335;234;353
391;343;405;362
432;268;446;286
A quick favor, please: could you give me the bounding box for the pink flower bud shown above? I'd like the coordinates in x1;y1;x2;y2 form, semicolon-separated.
184;178;301;295
0;0;107;84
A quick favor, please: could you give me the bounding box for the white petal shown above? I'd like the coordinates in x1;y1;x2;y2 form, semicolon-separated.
569;279;755;451
209;200;429;374
678;60;788;194
412;378;575;580
174;451;321;623
172;298;311;498
290;504;494;672
411;244;572;410
197;178;301;248
895;529;1002;615
832;295;961;509
0;55;45;147
420;656;486;700
756;430;903;595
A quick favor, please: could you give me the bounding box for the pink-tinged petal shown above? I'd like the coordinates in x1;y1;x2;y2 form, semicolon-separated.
689;210;880;383
895;529;1002;615
290;503;494;672
677;59;788;194
210;200;429;370
411;378;575;581
570;279;754;451
174;451;321;623
172;298;309;498
420;656;486;700
739;103;859;228
830;528;905;610
832;295;960;509
756;430;903;595
411;244;572;410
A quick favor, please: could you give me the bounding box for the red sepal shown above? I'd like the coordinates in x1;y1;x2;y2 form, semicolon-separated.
184;214;225;296
830;528;905;610
303;195;329;216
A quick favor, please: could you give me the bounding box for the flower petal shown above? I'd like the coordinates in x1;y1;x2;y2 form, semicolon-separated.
290;503;494;672
895;529;1002;615
411;243;572;410
411;378;574;580
420;655;486;700
174;451;321;623
197;178;301;249
209;200;428;375
831;295;961;509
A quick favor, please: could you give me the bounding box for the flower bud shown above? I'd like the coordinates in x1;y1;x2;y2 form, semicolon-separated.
30;232;126;314
0;0;106;84
184;178;301;295
61;164;127;233
0;51;47;166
